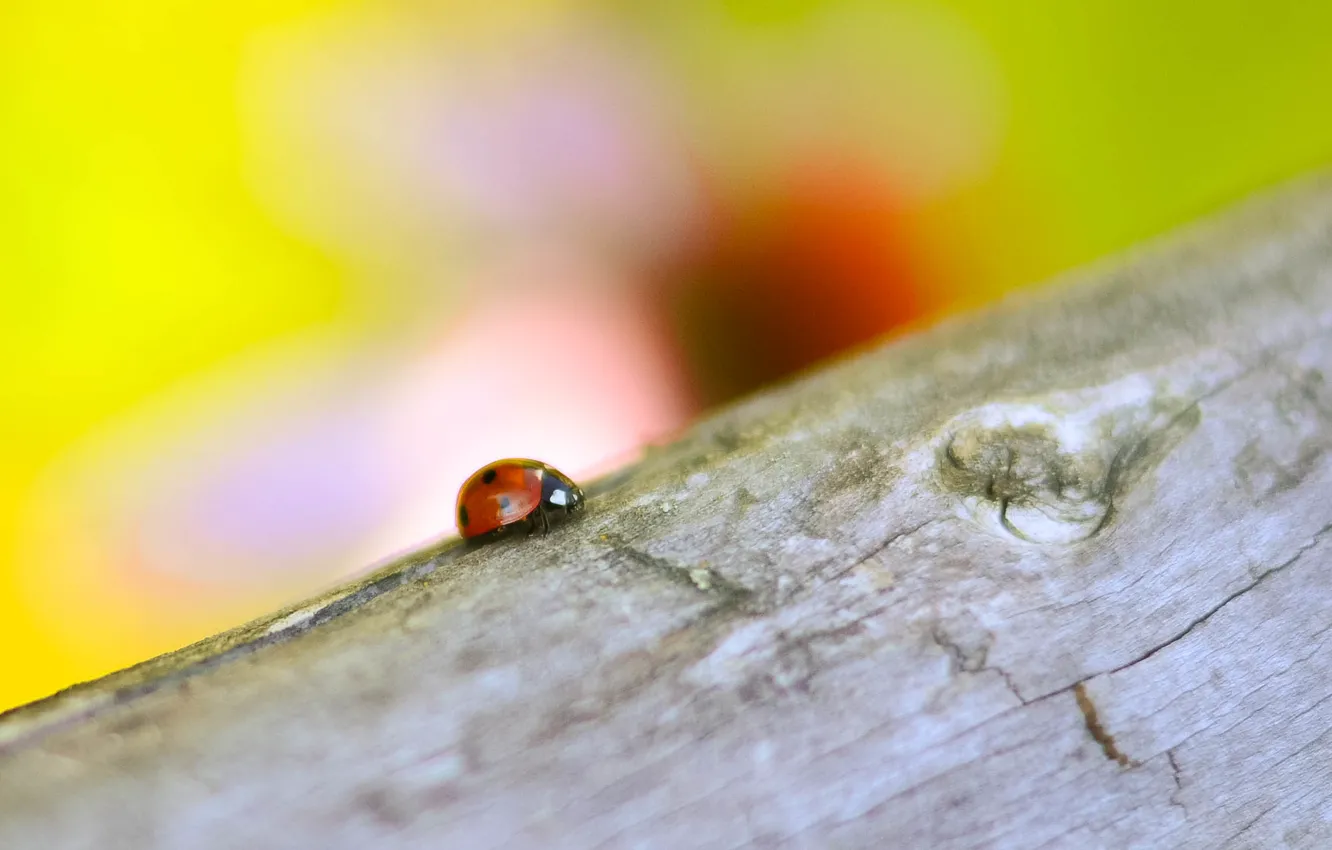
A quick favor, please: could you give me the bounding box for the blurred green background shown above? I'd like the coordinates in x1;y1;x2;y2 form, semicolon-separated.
2;0;1330;711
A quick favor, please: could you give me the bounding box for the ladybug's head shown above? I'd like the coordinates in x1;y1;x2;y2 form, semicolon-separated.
541;473;585;515
564;485;586;512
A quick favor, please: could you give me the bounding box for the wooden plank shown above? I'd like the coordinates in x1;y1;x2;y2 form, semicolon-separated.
3;173;1332;849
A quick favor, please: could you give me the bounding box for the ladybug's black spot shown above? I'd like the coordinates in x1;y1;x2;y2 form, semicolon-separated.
481;468;498;484
459;505;470;527
498;495;511;510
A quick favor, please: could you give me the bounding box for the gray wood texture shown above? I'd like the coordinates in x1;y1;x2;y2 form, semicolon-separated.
4;174;1332;849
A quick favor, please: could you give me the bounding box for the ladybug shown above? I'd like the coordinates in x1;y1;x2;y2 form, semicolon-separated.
456;458;586;542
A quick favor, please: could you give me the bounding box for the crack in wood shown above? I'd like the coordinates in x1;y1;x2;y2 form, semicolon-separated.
930;624;984;673
1102;520;1332;678
602;535;758;609
1009;520;1332;774
928;624;1027;704
1073;682;1135;767
1166;749;1187;813
824;518;943;585
1227;799;1282;846
991;667;1028;704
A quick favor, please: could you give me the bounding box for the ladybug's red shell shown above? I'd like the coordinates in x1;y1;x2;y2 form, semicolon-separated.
456;459;585;541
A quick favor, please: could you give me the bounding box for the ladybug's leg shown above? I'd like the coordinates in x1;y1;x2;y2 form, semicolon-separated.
522;509;553;536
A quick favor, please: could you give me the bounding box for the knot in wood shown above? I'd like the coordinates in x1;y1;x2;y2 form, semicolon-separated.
933;375;1195;544
939;407;1113;543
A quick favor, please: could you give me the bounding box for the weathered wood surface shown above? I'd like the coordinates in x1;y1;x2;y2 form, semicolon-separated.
4;174;1332;849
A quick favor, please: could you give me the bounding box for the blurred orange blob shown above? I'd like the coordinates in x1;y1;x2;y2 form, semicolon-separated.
666;156;940;402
